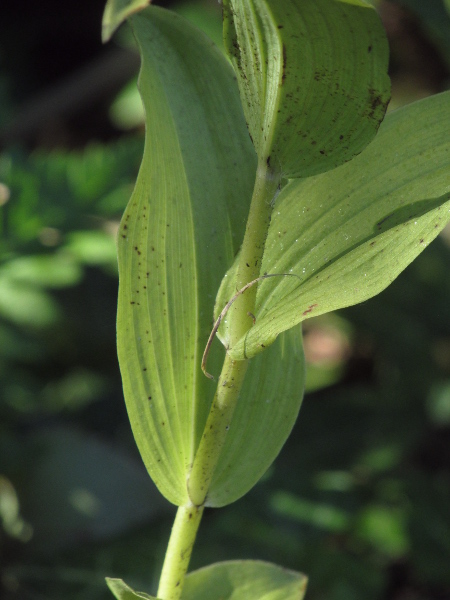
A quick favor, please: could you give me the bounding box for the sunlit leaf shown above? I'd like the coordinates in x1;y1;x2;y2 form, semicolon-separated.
223;0;390;178
207;326;305;507
0;253;82;288
220;91;450;359
182;560;307;600
106;578;158;600
109;78;145;130
0;276;60;328
355;505;409;558
116;7;256;505
102;0;151;42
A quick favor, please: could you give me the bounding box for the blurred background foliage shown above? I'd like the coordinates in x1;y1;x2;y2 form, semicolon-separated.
0;0;450;599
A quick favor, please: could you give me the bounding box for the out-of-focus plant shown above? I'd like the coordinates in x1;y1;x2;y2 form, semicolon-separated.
99;0;450;598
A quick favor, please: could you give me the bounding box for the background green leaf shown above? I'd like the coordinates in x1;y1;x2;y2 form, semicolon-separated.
21;428;166;555
182;560;307;600
206;326;305;507
223;91;450;359
116;7;257;505
223;0;390;177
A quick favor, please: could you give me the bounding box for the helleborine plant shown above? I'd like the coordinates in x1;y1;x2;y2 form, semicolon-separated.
102;0;450;598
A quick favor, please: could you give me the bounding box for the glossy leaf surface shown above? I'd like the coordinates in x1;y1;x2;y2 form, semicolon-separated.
207;326;305;507
182;560;308;600
223;0;390;177
116;7;256;505
102;0;151;42
218;91;450;359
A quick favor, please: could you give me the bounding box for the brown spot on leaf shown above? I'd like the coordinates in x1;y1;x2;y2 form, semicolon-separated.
367;87;387;119
302;303;318;316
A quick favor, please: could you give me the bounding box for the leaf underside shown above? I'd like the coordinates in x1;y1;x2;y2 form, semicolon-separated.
223;0;390;177
216;91;450;360
207;326;305;507
116;7;256;505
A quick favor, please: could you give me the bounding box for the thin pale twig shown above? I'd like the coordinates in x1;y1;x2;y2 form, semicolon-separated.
201;273;300;379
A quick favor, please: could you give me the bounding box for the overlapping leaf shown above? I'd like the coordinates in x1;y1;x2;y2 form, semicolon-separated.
207;326;305;507
116;7;256;505
216;91;450;360
223;0;390;177
102;0;151;42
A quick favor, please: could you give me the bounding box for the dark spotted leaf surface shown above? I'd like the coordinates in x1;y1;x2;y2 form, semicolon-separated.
223;0;390;178
215;92;450;359
116;6;256;505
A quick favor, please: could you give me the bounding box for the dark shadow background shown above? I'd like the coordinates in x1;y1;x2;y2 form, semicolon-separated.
0;1;450;599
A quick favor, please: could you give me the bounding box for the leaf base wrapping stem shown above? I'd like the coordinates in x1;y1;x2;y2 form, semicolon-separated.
188;354;249;506
229;160;281;347
188;161;280;506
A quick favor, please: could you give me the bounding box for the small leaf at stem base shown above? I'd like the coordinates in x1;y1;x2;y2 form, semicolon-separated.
106;577;159;600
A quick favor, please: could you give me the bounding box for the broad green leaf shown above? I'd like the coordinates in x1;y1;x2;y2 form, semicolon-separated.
116;7;256;505
182;560;307;600
102;0;151;42
206;325;305;507
223;0;390;178
219;91;450;360
106;578;158;600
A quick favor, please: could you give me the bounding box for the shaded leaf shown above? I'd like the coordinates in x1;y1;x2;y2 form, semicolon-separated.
207;326;305;507
223;0;390;177
116;7;256;505
182;560;307;600
106;578;158;600
219;91;450;359
21;428;166;554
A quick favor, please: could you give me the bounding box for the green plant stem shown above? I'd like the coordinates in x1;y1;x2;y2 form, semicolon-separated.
230;160;281;347
157;504;204;600
159;160;280;597
188;160;280;507
187;353;249;506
